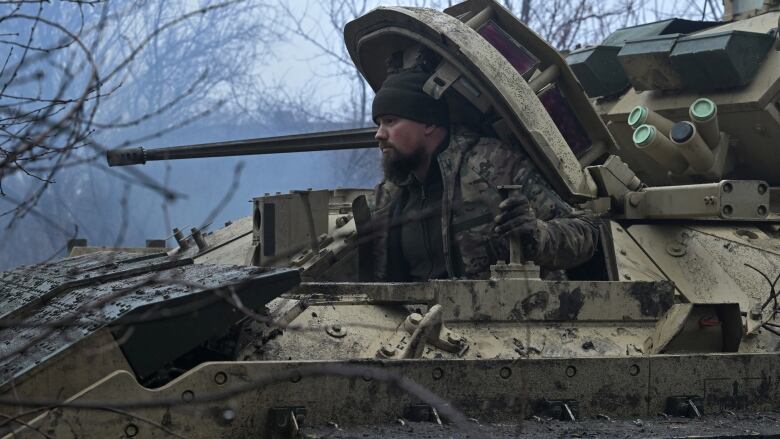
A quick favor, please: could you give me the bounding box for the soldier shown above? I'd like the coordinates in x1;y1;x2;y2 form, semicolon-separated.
370;70;599;281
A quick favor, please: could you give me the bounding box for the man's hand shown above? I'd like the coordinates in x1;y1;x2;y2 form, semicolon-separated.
494;193;542;257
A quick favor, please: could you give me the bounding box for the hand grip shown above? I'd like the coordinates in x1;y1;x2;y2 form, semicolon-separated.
496;184;525;264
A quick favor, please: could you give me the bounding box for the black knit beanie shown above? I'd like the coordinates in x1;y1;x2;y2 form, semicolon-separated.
372;71;449;126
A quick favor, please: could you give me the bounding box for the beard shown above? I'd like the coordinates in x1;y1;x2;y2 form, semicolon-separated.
381;142;425;184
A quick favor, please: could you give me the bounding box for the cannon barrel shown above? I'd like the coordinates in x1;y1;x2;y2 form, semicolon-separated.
106;127;378;166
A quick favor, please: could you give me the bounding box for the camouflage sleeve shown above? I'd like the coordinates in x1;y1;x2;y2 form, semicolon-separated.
512;162;599;270
369;179;400;281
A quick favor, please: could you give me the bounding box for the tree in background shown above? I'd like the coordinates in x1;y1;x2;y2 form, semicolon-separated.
0;0;283;269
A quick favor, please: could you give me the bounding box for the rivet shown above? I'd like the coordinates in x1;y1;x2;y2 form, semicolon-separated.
500;367;512;379
722;182;733;193
124;423;139;437
222;409;236;422
214;371;228;385
432;368;444;380
290;371;302;383
629;364;640;376
181;390;195;403
722;205;734;216
750;304;763;320
566;366;577;378
758;205;768;216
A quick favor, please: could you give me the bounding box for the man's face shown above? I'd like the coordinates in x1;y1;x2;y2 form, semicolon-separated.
375;116;427;182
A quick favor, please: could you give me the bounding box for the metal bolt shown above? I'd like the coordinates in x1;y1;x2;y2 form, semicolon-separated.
380;345;397;357
214;371;228;385
758;205;768;216
326;324;347;338
432;368;444;380
222;409;236;422
409;313;423;325
666;244;686;257
124;424;139;437
758;184;768;195
629;364;640;376
722;205;734;216
191;227;208;251
722;182;733;193
447;332;460;344
172;228;189;250
565;366;577;378
628;193;641;207
750;304;763;320
500;367;512;379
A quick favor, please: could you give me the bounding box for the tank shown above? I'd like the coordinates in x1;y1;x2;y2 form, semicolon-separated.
3;0;780;437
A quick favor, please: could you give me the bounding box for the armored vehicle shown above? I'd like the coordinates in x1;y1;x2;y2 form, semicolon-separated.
3;0;780;437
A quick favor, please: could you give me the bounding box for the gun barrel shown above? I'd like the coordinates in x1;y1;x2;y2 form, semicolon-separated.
106;127;378;166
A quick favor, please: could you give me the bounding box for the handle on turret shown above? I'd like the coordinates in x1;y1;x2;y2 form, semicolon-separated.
496;184;526;264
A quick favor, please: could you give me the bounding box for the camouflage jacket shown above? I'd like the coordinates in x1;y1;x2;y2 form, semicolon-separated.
371;126;599;280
